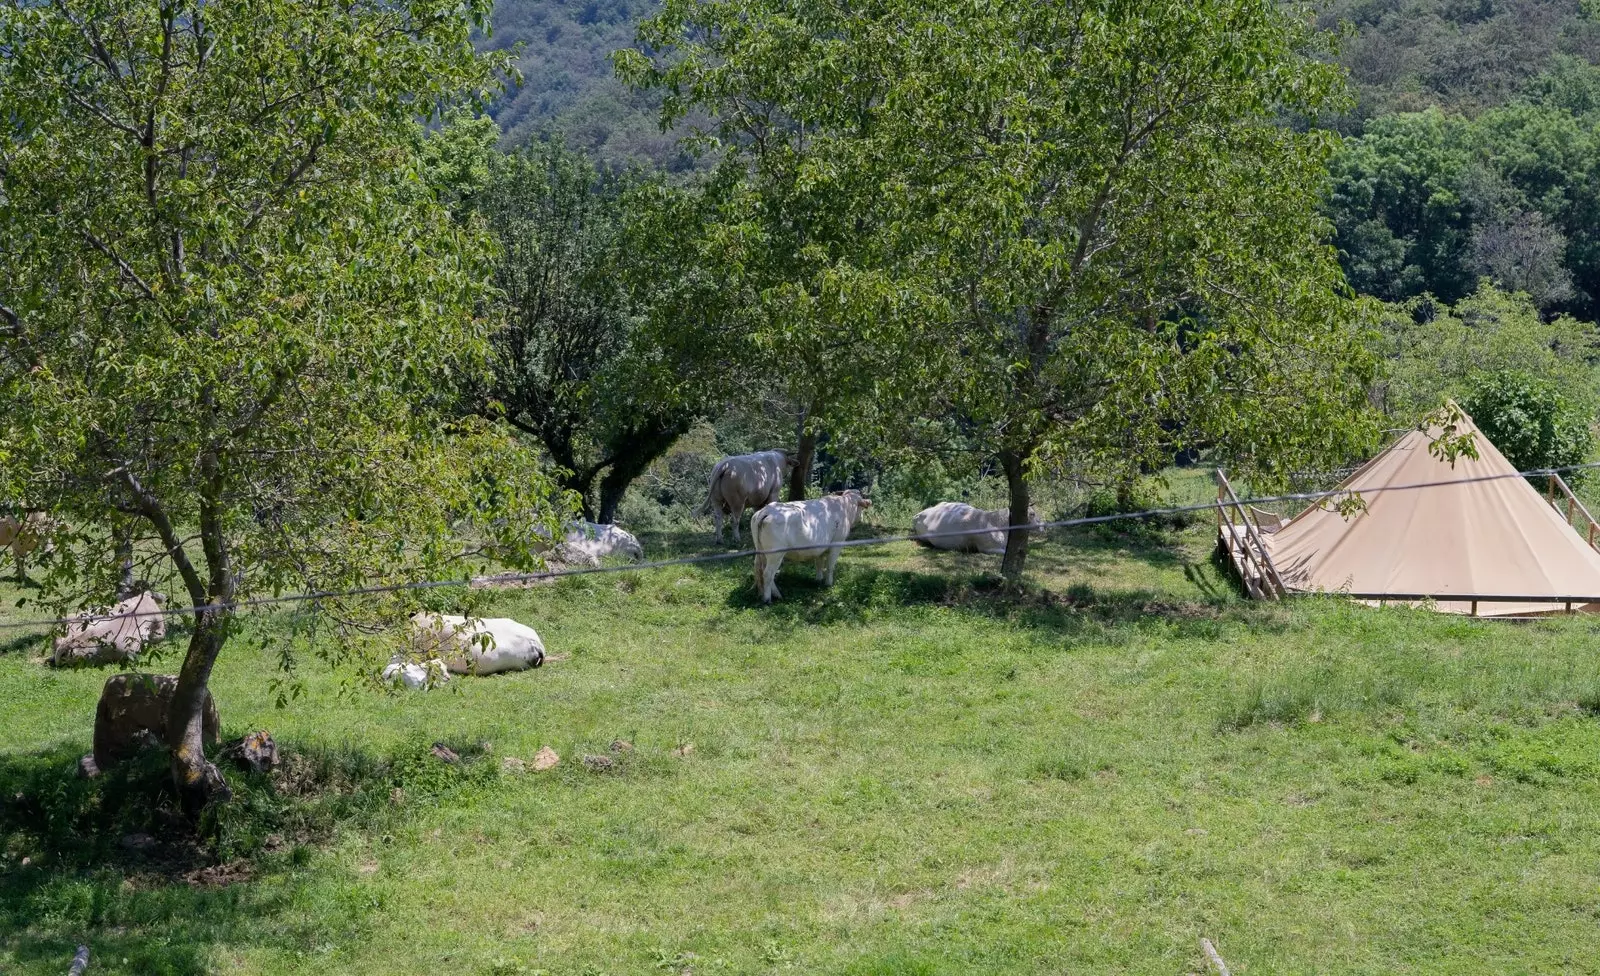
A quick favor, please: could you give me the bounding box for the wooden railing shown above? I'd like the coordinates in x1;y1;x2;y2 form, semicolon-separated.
1546;474;1600;552
1215;469;1285;600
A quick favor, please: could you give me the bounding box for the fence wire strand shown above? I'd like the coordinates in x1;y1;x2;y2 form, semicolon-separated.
4;459;1598;632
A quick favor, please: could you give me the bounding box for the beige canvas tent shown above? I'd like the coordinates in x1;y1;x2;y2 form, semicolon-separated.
1235;411;1600;617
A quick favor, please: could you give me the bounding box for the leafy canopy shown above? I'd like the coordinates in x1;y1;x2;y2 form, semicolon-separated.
0;0;565;647
623;0;1381;575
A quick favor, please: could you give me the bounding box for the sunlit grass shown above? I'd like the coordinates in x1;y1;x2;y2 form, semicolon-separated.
3;512;1600;974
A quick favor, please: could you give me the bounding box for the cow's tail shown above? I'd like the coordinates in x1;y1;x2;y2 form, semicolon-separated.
750;507;771;585
700;462;727;516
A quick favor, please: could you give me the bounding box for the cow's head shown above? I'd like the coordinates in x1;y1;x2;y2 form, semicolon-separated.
777;449;798;475
837;489;872;519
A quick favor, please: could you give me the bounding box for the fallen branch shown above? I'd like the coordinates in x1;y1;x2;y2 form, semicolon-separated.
1200;938;1230;976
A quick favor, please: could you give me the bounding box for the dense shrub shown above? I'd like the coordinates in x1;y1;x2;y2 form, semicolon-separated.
1462;371;1595;482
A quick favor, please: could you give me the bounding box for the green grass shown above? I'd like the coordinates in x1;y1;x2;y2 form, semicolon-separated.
4;515;1600;975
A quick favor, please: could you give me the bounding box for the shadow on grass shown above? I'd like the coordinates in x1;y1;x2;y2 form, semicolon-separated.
0;735;499;974
723;560;1277;642
0;630;47;658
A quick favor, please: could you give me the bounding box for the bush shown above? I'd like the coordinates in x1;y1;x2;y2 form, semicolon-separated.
1461;371;1594;483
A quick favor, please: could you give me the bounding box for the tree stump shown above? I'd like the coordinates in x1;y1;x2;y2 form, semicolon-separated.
221;730;279;773
92;674;219;771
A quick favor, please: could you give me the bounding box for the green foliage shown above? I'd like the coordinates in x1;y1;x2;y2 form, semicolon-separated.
1461;371;1595;479
486;0;684;168
1327;91;1600;316
1315;0;1600;122
622;0;1380;576
0;0;568;792
1374;284;1600;422
475;138;743;521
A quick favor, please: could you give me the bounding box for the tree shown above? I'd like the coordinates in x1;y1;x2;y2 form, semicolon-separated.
1463;371;1595;483
1373;284;1600;422
1326;96;1600;317
477;138;749;522
625;0;1378;578
0;0;566;811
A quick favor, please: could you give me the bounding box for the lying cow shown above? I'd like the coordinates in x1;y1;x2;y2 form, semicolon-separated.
912;502;1037;555
0;511;52;581
702;449;795;544
749;489;872;604
408;612;545;675
52;591;167;667
557;521;644;566
381;656;451;691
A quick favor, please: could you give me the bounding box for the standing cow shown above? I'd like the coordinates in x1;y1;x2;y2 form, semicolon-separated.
702;449;796;544
749;489;872;603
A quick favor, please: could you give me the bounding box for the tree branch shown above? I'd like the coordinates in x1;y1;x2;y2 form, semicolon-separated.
80;227;158;300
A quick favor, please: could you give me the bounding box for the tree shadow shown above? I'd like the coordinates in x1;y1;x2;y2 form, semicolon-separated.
0;734;498;974
722;559;1280;642
0;630;47;658
0;745;284;975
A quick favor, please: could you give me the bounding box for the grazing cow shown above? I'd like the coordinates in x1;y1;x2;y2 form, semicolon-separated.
0;511;52;581
702;449;795;544
52;591;167;667
409;613;545;675
557;521;644;566
912;502;1037;555
749;489;872;604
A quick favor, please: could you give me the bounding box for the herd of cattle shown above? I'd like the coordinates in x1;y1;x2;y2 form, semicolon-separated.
9;448;1024;680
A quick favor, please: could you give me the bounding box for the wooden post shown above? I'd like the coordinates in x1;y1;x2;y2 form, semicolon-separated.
1471;600;1478;617
1588;522;1595;550
1568;496;1575;526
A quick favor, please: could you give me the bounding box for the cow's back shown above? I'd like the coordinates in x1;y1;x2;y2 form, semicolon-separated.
712;452;783;508
914;502;1007;553
753;497;848;552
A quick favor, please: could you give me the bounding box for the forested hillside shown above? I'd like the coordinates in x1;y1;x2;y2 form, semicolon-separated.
485;0;685;168
1318;0;1600;125
486;0;1600;167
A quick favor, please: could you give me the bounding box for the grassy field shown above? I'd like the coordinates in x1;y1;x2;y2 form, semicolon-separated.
5;493;1600;975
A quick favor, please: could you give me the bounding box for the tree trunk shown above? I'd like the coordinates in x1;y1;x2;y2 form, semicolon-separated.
165;465;234;814
114;528;135;599
788;423;818;502
999;449;1032;581
166;603;233;814
596;417;691;524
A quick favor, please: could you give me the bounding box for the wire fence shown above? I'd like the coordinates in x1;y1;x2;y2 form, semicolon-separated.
5;459;1600;633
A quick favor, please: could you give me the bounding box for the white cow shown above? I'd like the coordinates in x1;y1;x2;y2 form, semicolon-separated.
912;502;1017;555
557;521;644;566
702;449;795;544
52;591;167;667
0;511;52;580
381;657;451;691
749;489;872;604
408;613;546;675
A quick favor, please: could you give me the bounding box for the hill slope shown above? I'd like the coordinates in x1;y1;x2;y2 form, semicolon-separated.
483;0;1600;164
485;0;685;168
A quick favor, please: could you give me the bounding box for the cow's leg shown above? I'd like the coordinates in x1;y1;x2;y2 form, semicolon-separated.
731;504;745;545
760;553;783;603
711;507;725;543
824;546;842;586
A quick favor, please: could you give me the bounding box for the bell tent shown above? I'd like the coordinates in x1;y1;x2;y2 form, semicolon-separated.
1232;411;1600;616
